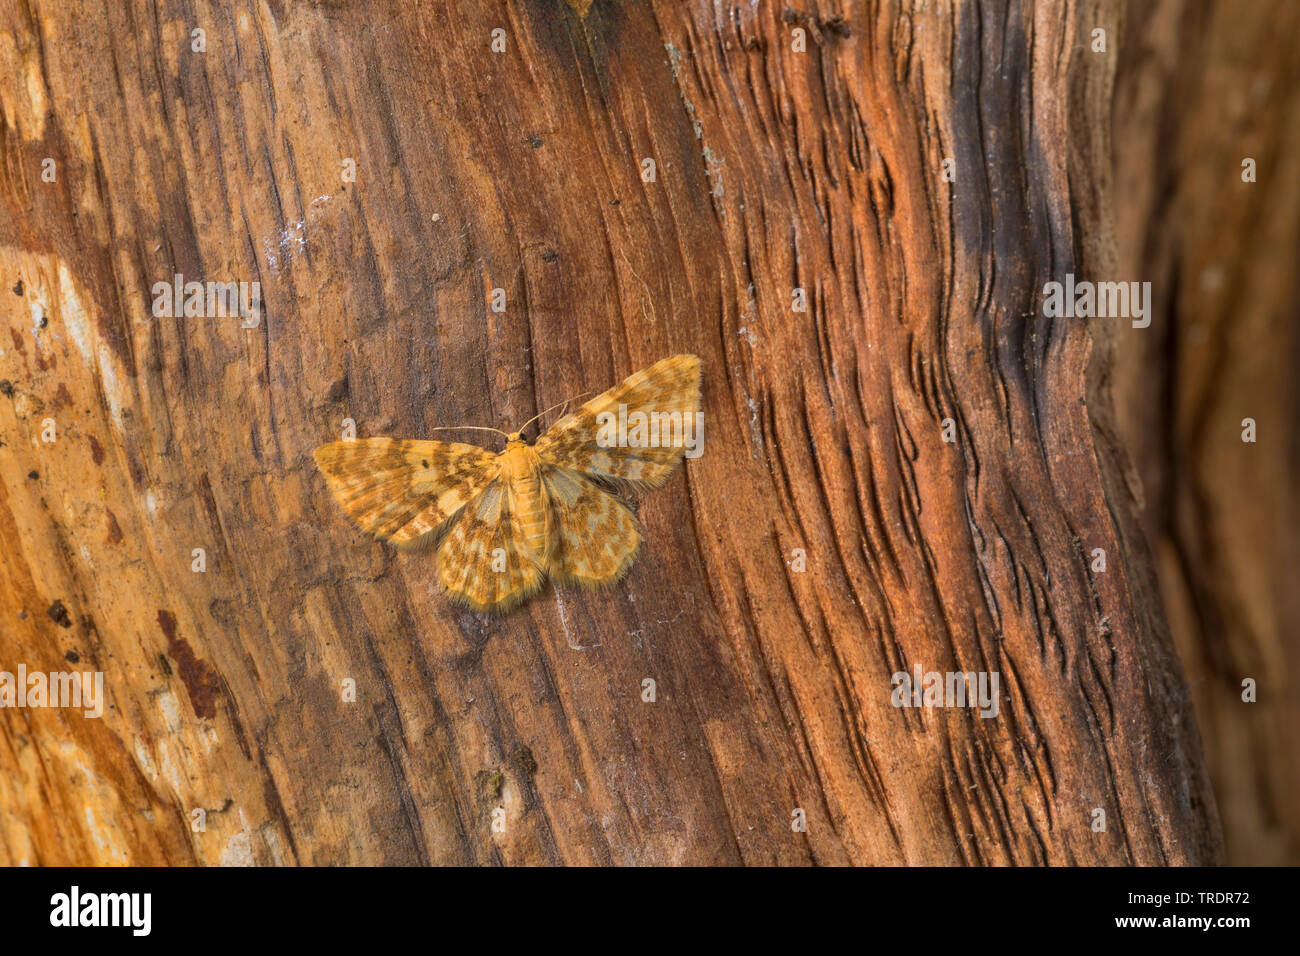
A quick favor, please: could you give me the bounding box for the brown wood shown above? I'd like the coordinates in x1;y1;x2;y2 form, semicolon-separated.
0;0;1229;865
1111;0;1300;865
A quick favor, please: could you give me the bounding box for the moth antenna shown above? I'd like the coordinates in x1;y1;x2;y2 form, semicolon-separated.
429;425;510;439
519;390;594;435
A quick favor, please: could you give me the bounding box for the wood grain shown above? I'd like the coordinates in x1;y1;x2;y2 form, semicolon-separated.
1;0;1223;865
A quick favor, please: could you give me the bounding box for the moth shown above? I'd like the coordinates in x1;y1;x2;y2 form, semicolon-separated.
314;354;702;613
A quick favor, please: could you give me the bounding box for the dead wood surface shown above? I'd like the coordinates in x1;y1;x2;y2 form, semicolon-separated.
1111;0;1300;865
0;1;1227;864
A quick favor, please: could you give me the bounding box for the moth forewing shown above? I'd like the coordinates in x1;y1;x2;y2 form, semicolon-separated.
534;354;702;489
312;437;498;545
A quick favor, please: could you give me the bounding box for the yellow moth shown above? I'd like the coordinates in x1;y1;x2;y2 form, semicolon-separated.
314;354;702;613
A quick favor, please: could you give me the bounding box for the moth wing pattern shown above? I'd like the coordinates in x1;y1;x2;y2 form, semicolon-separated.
437;478;545;612
542;467;641;585
533;354;701;489
314;354;702;614
313;438;498;546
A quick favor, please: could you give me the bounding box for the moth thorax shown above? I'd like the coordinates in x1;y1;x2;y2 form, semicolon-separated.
500;441;540;479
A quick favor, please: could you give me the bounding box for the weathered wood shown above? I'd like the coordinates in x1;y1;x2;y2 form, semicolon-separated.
1;0;1224;865
1111;0;1300;865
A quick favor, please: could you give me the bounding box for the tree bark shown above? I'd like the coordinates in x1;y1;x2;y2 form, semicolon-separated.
0;0;1226;865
